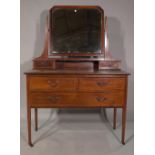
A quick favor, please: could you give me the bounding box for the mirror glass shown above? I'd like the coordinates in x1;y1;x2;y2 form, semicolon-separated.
50;8;102;54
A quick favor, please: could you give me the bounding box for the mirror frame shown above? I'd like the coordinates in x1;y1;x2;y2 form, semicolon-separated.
48;5;105;57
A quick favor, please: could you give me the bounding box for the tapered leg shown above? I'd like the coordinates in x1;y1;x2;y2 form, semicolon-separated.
113;108;117;129
122;106;127;145
27;107;33;147
35;108;38;131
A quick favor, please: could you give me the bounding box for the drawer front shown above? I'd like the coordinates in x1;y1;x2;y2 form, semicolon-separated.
29;77;78;92
79;78;125;92
75;92;124;107
30;93;76;107
29;92;124;107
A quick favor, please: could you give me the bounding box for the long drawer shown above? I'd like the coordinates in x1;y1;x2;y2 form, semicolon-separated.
29;92;124;108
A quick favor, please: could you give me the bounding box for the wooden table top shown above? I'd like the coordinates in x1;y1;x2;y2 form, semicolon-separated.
25;69;130;75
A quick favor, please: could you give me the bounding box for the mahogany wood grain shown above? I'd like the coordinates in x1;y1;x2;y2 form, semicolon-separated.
27;107;33;147
34;108;38;131
121;76;128;145
25;69;129;76
29;92;124;108
122;106;127;145
113;108;117;129
25;70;129;146
25;5;129;147
29;77;78;92
79;77;125;91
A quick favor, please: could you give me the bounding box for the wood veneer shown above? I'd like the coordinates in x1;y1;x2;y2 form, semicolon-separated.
24;5;130;147
25;70;129;146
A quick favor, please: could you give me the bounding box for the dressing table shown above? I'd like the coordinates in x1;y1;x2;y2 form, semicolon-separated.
25;5;129;146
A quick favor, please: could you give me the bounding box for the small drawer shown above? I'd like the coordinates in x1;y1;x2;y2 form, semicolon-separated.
29;77;78;92
79;78;125;92
34;61;49;67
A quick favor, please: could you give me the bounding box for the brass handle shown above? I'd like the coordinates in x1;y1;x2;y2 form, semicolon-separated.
96;97;107;102
96;81;107;87
47;96;60;102
47;80;59;87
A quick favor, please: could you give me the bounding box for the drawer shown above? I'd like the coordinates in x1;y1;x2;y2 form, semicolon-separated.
29;93;76;107
79;78;125;92
29;77;78;92
29;92;124;107
75;92;124;107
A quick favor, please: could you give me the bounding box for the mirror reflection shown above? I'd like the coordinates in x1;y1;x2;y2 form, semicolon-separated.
50;8;102;54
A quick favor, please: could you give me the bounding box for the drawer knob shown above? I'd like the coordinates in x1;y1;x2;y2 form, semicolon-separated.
96;97;107;102
47;80;59;87
47;96;60;102
96;81;107;87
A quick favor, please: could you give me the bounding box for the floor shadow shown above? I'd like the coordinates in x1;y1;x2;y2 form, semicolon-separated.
33;120;59;145
126;134;134;144
100;108;134;144
100;108;121;143
38;109;59;130
59;108;100;114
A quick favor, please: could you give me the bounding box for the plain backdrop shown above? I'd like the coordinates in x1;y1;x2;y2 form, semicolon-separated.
20;0;134;121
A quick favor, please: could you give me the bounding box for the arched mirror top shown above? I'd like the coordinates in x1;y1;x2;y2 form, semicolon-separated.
48;5;104;57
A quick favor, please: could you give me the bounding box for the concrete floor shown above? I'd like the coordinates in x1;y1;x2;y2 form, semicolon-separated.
20;112;134;155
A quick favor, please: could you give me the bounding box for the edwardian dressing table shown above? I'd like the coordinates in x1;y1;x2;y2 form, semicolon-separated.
25;6;129;147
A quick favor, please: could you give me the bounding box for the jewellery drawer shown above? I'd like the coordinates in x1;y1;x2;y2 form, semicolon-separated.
79;78;125;92
29;77;78;92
